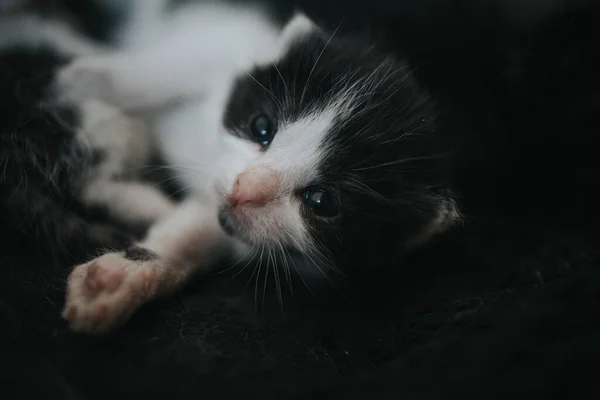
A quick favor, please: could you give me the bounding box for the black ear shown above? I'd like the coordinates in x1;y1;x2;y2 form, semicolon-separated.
406;196;462;250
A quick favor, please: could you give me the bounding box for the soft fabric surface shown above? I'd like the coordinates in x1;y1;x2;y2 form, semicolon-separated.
2;215;600;399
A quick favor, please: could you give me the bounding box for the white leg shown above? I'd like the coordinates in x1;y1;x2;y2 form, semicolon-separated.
55;44;231;111
82;180;176;229
74;99;176;229
62;199;235;334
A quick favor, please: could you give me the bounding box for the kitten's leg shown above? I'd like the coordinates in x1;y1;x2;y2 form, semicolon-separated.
62;199;237;334
82;180;176;231
55;45;231;111
76;98;176;229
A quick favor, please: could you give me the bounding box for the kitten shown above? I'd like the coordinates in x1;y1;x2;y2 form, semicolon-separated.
51;1;460;333
0;13;175;261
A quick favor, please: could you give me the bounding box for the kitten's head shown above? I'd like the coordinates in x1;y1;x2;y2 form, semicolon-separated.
215;14;459;274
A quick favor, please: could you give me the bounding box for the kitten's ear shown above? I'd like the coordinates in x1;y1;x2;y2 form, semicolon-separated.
275;12;322;57
406;196;462;249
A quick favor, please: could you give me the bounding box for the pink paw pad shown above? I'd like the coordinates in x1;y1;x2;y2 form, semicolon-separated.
84;261;125;294
62;251;164;334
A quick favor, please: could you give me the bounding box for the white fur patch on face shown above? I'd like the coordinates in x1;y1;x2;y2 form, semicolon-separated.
263;108;337;189
152;95;260;205
217;105;340;253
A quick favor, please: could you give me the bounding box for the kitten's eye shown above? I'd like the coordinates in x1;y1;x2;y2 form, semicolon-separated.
303;188;339;218
250;114;276;147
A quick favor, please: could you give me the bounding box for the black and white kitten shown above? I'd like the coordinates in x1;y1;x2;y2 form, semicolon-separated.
7;0;600;336
0;11;175;260
47;0;460;333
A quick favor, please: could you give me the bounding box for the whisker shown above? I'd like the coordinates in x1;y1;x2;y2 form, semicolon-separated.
285;233;335;288
231;254;258;279
277;241;294;297
271;247;284;313
242;246;261;291
273;62;290;113
246;72;283;109
298;23;341;108
351;153;448;172
251;245;266;314
262;247;272;311
213;244;256;276
289;254;318;299
147;173;192;190
307;238;344;278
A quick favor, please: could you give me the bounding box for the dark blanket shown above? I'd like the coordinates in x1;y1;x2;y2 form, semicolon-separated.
2;1;600;399
2;216;600;399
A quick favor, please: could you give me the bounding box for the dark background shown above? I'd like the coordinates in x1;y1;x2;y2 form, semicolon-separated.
2;0;600;399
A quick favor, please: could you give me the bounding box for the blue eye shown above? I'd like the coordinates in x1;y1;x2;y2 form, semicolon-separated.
250;114;276;147
303;188;339;218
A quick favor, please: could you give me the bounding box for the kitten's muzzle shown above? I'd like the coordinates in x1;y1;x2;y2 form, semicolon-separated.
228;165;280;208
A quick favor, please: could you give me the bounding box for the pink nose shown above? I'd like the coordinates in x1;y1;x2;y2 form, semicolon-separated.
229;166;280;207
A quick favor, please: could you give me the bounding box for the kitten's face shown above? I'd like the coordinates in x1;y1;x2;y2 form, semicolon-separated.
214;15;459;272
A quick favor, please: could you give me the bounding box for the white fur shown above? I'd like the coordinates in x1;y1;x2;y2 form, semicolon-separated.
3;5;460;333
64;198;229;333
78;100;175;226
55;1;283;111
75;99;177;227
55;8;343;332
55;8;331;254
151;89;341;254
217;108;340;250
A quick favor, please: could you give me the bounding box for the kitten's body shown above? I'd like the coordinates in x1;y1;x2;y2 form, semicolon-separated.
28;0;458;333
6;1;600;334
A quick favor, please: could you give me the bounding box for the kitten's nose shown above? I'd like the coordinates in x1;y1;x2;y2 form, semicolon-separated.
230;166;280;207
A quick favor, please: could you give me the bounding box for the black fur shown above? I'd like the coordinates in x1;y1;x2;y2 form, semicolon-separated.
0;44;132;263
223;1;600;276
124;246;159;262
223;30;451;272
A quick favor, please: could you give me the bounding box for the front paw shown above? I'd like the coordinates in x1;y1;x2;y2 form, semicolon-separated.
54;57;118;104
62;249;162;334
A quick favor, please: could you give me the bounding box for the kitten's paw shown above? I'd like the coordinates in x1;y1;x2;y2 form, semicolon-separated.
62;249;162;334
54;57;119;104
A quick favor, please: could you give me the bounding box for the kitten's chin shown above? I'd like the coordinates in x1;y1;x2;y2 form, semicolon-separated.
217;204;254;245
218;204;237;235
